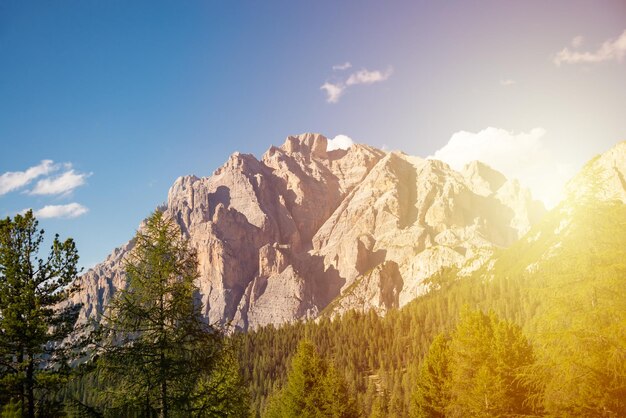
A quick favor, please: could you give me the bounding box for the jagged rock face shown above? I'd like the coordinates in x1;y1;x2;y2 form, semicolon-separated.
312;153;545;313
71;241;133;325
565;141;626;204
324;260;404;315
73;134;384;329
72;133;546;329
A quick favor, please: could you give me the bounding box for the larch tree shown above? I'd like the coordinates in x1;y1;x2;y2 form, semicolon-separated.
0;210;82;418
525;201;626;417
96;210;247;417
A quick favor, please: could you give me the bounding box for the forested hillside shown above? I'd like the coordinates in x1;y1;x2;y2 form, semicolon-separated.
239;198;626;417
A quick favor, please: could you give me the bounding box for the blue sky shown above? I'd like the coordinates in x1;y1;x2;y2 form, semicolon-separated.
1;0;625;268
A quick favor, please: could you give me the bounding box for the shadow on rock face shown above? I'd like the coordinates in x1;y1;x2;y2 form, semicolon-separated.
208;185;231;219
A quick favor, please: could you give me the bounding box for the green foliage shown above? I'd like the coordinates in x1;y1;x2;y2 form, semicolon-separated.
241;200;626;417
95;211;248;417
492;200;626;416
240;266;521;416
410;309;538;418
1;399;22;418
2;168;624;418
322;364;358;418
529;217;626;414
189;341;250;417
445;308;538;417
410;333;450;418
264;340;357;418
368;390;389;418
0;210;82;417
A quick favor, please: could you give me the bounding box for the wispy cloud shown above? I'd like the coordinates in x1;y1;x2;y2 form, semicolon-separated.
34;203;89;219
321;65;393;103
500;79;516;86
320;82;345;104
346;67;393;86
332;62;352;71
30;168;90;196
554;29;626;66
0;160;56;195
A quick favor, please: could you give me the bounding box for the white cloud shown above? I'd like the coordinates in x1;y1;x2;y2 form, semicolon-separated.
321;66;393;103
554;29;626;65
332;62;352;71
30;169;90;196
321;82;346;104
34;203;88;219
346;67;393;86
327;134;354;151
431;127;574;208
0;160;56;195
500;79;516;86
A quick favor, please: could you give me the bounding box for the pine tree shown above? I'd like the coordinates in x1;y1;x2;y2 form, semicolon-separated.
445;308;537;418
0;210;82;418
369;390;389;418
410;333;450;418
264;340;324;418
409;309;539;418
96;210;247;417
264;340;357;418
321;364;358;418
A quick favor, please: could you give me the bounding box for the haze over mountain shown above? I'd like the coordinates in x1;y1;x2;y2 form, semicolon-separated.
239;139;626;416
72;133;548;330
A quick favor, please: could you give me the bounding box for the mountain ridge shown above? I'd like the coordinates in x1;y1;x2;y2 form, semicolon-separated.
238;140;626;416
72;133;550;330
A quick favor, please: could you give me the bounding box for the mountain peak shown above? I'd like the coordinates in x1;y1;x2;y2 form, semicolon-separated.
281;133;329;158
461;160;507;196
566;141;626;204
72;133;551;330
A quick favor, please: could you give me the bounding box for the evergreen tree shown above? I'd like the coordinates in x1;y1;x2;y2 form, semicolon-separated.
0;210;82;418
96;211;247;417
524;201;626;417
321;364;358;418
190;341;250;417
264;340;357;418
410;333;450;418
445;308;537;418
368;390;389;418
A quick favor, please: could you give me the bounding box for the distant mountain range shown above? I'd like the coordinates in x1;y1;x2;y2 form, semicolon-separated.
71;134;625;331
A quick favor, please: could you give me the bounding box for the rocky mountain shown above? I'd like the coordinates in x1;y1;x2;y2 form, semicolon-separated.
495;140;626;279
461;142;626;346
237;140;626;417
72;133;546;330
565;140;626;204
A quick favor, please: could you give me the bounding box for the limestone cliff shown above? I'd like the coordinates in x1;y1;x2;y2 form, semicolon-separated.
72;133;546;329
